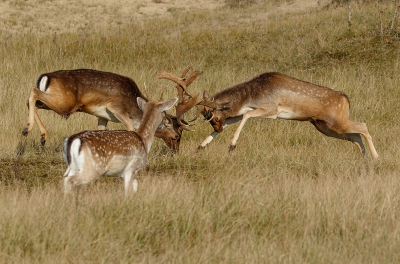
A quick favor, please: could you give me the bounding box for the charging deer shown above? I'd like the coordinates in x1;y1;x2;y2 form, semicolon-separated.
21;69;201;152
161;71;379;159
63;97;177;195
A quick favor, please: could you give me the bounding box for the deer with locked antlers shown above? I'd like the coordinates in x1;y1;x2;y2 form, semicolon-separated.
157;67;203;129
160;71;379;159
63;97;178;195
22;69;200;152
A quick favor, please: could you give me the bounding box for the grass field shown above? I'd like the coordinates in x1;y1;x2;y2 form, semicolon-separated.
1;0;400;263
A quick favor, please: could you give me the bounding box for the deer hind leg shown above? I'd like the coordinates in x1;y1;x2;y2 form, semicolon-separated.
63;143;102;193
64;169;100;193
311;120;366;155
22;88;40;134
22;87;50;145
123;171;138;196
229;107;276;150
311;120;378;159
33;108;48;145
340;121;378;159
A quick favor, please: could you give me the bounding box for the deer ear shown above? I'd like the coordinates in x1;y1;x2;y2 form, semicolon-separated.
137;97;147;111
203;91;210;99
160;97;178;112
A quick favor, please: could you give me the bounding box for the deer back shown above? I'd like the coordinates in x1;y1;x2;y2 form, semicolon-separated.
63;130;147;176
37;69;146;119
26;68;185;152
202;72;349;120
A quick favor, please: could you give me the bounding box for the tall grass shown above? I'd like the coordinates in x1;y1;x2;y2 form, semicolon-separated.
1;1;400;263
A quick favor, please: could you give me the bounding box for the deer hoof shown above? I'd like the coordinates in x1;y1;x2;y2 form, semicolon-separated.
170;149;179;155
40;138;46;146
196;145;206;152
22;128;28;136
229;145;236;151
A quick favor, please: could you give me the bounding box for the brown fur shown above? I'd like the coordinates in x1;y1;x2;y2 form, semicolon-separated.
22;69;184;152
198;72;378;158
63;98;177;195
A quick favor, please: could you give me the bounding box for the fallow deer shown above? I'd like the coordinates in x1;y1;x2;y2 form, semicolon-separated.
63;97;178;195
161;71;379;159
21;69;200;152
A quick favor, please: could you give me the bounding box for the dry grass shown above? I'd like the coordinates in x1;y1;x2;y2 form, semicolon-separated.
1;1;400;263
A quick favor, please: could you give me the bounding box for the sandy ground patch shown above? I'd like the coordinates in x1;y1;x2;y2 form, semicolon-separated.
0;0;329;35
0;0;225;35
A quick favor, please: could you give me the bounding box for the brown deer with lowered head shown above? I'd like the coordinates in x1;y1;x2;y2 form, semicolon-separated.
161;71;379;159
63;97;177;195
22;69;200;152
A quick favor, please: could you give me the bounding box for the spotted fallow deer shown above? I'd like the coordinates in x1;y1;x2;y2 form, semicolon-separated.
63;97;177;195
21;69;199;152
162;71;379;159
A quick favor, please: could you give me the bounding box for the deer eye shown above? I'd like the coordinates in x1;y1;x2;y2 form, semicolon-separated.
161;117;172;127
158;121;168;129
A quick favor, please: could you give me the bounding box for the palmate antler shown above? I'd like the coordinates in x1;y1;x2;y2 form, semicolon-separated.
157;67;203;130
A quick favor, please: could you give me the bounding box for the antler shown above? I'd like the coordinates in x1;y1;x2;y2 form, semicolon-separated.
157;68;198;99
157;68;203;129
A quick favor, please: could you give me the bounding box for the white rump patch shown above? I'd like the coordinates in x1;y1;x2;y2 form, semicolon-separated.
39;76;49;92
64;138;84;177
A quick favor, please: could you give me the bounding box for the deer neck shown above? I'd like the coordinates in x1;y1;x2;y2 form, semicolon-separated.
136;110;162;153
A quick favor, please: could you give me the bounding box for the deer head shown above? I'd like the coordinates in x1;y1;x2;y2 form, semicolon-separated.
197;90;234;133
154;113;189;152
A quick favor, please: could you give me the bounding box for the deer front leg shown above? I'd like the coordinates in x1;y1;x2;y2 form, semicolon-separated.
198;131;219;149
97;117;108;130
229;108;274;151
198;116;243;149
106;104;135;131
